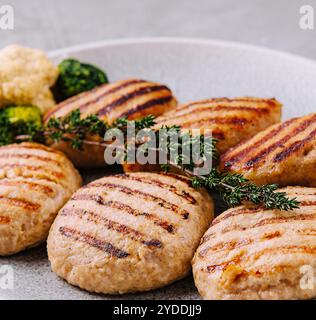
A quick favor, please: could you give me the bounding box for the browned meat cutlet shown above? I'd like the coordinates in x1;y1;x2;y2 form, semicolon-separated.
220;112;316;186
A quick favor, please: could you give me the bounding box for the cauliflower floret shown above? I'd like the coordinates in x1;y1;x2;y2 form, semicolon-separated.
0;45;59;113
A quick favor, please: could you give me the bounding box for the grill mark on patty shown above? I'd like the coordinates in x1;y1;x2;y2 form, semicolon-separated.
0;196;40;211
84;182;190;219
0;179;55;196
59;226;129;258
43;83;109;120
71;195;175;233
243;115;316;169
212;207;263;225
273;128;316;162
0;216;10;224
279;188;316;195
117;96;173;118
160;172;191;185
297;228;316;236
199;231;282;258
97;85;170;116
45;79;146;119
206;245;316;273
60;208;162;248
180;117;250;129
212;200;314;226
113;174;197;204
221;118;297;169
0;164;64;179
212;130;225;140
172;98;278;112
0;152;62;167
0;143;57;154
220;213;316;234
156;105;271;124
199;238;254;257
80;79;148;114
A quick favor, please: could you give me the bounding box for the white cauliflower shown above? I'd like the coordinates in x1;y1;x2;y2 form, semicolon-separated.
0;45;59;113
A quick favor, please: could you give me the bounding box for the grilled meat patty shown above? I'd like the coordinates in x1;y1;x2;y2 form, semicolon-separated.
155;97;281;153
44;79;177;169
193;186;316;300
0;142;82;256
123;97;281;173
47;172;214;294
220;113;316;186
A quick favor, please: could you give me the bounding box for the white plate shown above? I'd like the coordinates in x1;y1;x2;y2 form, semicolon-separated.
1;38;316;300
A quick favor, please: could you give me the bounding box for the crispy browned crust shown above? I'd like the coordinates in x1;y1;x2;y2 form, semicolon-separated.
220;112;316;186
44;79;177;168
0;142;82;256
193;186;316;300
122;97;281;173
47;172;214;294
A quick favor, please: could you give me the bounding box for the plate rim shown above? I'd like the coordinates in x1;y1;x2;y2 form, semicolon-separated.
48;36;316;69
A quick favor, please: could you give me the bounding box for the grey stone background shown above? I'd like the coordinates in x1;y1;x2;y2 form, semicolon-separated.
0;0;315;59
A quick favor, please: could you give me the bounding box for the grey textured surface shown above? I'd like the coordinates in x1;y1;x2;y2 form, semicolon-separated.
1;38;316;299
0;0;316;59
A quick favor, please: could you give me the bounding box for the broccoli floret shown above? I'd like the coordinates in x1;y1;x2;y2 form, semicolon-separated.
54;58;109;101
0;105;43;146
3;105;42;127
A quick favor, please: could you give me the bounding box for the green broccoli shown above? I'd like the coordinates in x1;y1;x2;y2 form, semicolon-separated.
0;105;43;146
54;58;109;101
3;105;42;127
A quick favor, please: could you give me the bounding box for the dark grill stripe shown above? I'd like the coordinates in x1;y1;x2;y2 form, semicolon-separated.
43;83;108;122
211;130;225;140
212;207;263;225
212;201;315;226
113;174;197;204
0;216;10;224
0;196;40;211
220;213;316;234
273;128;316;162
117;96;173;118
0;152;61;167
156;105;271;124
0;164;64;179
60;208;162;248
1;144;57;154
70;195;175;233
82;182;189;219
244;114;316;169
180;117;250;129
45;80;146;120
43;83;109;120
0;179;55;196
173;97;277;112
280;188;316;195
221;118;297;169
206;245;316;273
199;238;254;257
59;226;129;258
160;172;191;185
104;200;175;233
97;85;170;116
297;228;316;236
80;79;147;114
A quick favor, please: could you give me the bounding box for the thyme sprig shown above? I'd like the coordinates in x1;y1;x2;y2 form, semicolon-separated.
0;109;300;210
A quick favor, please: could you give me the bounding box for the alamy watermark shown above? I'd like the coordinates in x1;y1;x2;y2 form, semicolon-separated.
299;4;314;30
0;264;14;290
0;4;14;30
103;125;214;175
